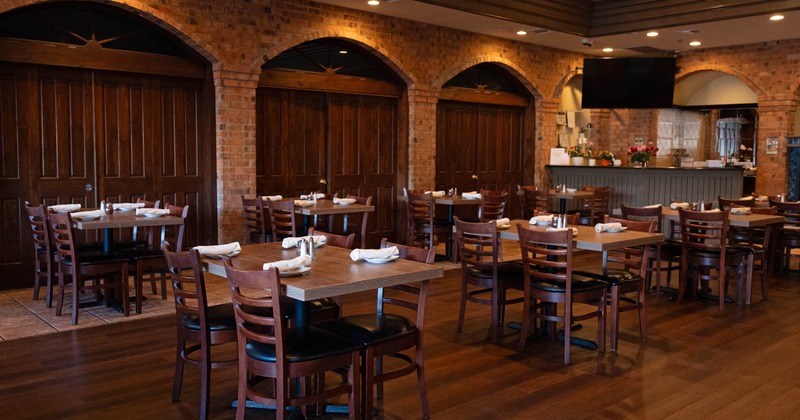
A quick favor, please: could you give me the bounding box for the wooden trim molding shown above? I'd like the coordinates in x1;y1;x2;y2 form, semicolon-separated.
259;68;402;97
439;87;529;107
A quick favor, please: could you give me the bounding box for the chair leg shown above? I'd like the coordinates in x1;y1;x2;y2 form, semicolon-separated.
517;292;532;351
200;337;211;420
364;347;376;418
457;276;468;333
172;339;185;403
55;271;65;317
415;346;430;419
610;286;620;352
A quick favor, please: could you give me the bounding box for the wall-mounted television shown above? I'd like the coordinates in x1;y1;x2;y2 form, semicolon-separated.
581;57;676;109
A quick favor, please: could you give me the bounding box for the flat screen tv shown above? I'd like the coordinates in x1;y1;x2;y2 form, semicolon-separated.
581;57;676;109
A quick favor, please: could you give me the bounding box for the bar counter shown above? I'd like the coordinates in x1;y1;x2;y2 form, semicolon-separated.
547;165;745;211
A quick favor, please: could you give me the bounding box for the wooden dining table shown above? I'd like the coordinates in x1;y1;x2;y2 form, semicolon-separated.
72;209;185;253
498;219;665;251
202;241;443;326
287;198;375;235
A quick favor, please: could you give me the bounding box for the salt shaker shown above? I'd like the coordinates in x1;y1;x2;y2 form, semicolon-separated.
699;200;705;211
307;237;316;259
297;239;307;257
100;200;106;214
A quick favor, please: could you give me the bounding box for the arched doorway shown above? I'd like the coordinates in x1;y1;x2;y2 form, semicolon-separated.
435;63;532;217
0;2;213;290
256;38;405;246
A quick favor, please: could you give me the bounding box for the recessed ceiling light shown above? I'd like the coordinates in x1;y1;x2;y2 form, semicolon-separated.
516;30;527;35
367;0;380;5
770;14;785;21
689;41;702;46
603;47;613;52
646;31;659;37
339;50;348;54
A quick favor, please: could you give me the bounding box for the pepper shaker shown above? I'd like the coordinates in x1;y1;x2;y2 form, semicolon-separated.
105;201;114;214
307;237;316;259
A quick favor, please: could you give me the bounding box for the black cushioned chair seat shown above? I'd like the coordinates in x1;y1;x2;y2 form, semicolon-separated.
245;325;361;363
530;274;609;293
467;261;525;279
315;313;415;346
573;269;639;285
113;246;164;261
181;303;236;332
688;247;750;260
60;251;129;266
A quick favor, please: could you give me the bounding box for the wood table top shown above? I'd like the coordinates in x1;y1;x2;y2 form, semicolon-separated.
290;199;375;216
432;196;483;206
660;208;784;227
498;219;665;252
203;242;443;301
72;210;184;230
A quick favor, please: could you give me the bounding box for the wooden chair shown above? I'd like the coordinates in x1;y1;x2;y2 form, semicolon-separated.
454;217;524;343
24;203;55;306
335;194;373;248
222;259;361;419
404;188;453;255
267;199;298;241
241;195;271;243
678;208;751;310
619;203;681;298
479;189;508;222
718;196;754;210
315;239;434;418
307;227;355;249
163;244;237;420
579;186;610;226
574;217;655;351
49;212;130;324
114;203;190;314
768;199;800;273
518;186;551;219
727;206;775;303
515;224;607;364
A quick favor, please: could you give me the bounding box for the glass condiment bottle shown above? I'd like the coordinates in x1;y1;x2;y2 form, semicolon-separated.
105;201;114;214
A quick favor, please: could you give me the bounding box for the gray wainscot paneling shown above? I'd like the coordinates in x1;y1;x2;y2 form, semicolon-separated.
547;165;744;211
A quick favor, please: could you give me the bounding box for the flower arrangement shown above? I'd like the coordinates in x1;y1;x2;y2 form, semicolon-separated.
628;142;658;163
597;149;615;161
567;145;584;157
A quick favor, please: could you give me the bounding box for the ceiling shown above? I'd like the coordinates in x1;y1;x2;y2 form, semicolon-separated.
315;0;800;57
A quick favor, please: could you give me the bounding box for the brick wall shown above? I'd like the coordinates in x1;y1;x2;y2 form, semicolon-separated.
4;0;800;240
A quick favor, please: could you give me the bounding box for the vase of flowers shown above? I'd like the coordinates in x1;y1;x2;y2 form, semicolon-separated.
597;150;615;166
567;145;585;166
628;142;658;167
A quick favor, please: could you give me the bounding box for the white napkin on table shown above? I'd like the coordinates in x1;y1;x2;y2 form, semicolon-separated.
113;202;145;211
281;236;327;249
194;242;241;256
704;208;721;213
333;197;356;205
136;208;170;216
643;204;662;208
670;202;690;210
530;214;553;225
546;227;578;236
300;193;325;200
731;207;751;214
71;209;104;220
350;246;399;261
262;195;283;201
595;222;622;233
739;196;755;201
494;218;510;228
293;200;314;207
48;204;81;213
263;255;312;271
425;190;446;197
462;191;481;200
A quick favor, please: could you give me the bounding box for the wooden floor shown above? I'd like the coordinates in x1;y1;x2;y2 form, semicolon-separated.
2;252;800;419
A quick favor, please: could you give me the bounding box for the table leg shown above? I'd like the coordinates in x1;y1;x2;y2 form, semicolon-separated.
559;198;567;214
103;228;114;253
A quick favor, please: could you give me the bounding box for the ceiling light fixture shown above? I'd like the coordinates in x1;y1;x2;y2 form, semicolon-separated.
603;47;613;52
689;41;702;46
646;31;659;37
770;14;785;21
367;0;380;5
339;50;348;54
516;30;527;35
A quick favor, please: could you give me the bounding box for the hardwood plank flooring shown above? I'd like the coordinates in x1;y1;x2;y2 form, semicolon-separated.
2;252;800;419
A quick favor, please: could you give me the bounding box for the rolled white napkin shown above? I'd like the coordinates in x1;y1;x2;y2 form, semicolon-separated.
739;196;755;201
281;235;327;249
643;204;662;208
731;207;751;215
193;242;242;256
263;255;312;271
262;195;283;201
350;246;399;261
293;199;314;207
113;202;144;211
333;197;356;205
48;204;81;213
136;208;170;216
300;193;326;200
425;190;446;197
494;218;510;227
595;222;623;233
462;191;481;200
71;209;104;220
704;208;721;213
670;202;690;210
756;195;768;201
530;214;553;225
546;227;578;236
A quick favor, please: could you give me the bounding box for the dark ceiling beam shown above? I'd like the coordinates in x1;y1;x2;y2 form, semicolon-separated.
416;0;800;37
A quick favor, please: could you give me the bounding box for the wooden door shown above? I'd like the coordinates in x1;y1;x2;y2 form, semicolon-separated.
436;102;479;193
0;64;32;285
